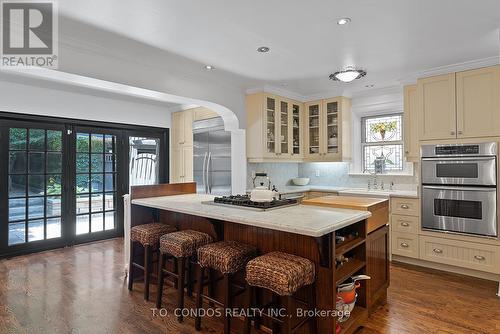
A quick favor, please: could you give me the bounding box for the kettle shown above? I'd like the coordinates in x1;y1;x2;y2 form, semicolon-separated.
250;172;278;202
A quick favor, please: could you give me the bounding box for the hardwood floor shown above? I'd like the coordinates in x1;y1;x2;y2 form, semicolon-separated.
0;239;499;334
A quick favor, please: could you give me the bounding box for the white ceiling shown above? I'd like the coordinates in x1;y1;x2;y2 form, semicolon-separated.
59;0;500;97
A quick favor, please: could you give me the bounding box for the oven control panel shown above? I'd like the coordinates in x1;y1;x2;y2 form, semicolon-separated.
435;145;479;155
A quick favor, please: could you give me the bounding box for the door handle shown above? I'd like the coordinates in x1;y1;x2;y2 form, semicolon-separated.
474;255;485;261
433;248;443;254
202;152;208;193
400;242;409;248
207;152;212;194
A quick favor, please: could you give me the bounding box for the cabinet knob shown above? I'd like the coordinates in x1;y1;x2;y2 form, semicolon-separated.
433;248;443;254
405;150;409;154
401;222;410;227
400;204;410;209
458;131;463;135
400;242;409;248
450;131;455;135
474;255;485;261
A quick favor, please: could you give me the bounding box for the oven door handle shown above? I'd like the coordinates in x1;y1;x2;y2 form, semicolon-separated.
422;156;496;161
423;185;497;192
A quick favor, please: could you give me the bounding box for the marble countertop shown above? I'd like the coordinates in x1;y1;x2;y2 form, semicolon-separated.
131;194;371;237
265;186;418;198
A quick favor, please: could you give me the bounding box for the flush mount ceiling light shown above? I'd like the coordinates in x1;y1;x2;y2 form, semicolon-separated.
329;67;367;83
257;46;270;53
204;65;215;70
337;17;351;25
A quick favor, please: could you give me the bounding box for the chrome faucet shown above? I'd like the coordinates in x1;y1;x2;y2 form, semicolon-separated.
390;181;394;191
364;169;378;190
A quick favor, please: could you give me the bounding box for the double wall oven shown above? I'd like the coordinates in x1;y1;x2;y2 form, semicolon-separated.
421;142;498;238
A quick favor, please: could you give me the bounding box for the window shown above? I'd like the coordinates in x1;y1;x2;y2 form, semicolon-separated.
361;114;404;173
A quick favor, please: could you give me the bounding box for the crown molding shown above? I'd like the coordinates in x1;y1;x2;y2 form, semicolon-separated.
245;85;308;102
399;56;500;85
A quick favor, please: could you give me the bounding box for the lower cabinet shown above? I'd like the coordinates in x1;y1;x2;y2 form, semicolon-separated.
391;231;419;259
171;146;193;183
366;225;389;315
419;235;500;275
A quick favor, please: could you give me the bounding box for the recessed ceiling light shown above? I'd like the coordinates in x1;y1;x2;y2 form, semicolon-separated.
337;17;351;25
329;67;367;83
257;46;270;53
365;84;375;88
204;65;215;70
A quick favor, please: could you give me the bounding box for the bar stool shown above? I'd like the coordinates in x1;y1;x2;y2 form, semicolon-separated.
244;251;317;334
128;222;177;300
156;230;213;322
194;241;258;334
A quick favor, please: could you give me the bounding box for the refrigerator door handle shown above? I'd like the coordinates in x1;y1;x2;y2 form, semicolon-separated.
202;152;208;193
207;152;212;194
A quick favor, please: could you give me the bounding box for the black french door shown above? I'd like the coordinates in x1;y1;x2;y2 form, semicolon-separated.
0;114;168;258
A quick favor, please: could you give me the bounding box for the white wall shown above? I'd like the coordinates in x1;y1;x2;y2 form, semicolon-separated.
0;80;172;127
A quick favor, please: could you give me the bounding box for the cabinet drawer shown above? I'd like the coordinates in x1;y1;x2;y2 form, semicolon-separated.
391;232;419;259
419;236;500;274
391;214;419;234
391;198;419;216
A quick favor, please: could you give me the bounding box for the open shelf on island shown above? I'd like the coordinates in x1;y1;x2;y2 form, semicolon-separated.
336;259;366;286
336;237;365;256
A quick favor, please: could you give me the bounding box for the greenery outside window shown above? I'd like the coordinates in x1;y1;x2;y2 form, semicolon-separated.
361;114;404;173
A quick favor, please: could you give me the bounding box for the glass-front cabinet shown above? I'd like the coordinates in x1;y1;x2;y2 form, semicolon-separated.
264;96;277;156
305;97;348;160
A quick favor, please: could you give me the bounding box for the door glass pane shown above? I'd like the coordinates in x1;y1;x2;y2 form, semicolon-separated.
292;104;300;155
105;212;115;230
9;175;26;197
9;128;27;149
9;151;26;173
129;137;159;186
76;215;89;235
29;152;45;173
266;97;276;154
47;130;62;151
326;101;338;154
9;222;25;245
47;218;61;239
28;219;44;242
76;133;89;152
7;127;63;246
28;175;44;196
47;152;62;173
29;129;45;151
76;132;118;236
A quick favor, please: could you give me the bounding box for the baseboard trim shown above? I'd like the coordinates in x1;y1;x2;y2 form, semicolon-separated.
392;255;500;282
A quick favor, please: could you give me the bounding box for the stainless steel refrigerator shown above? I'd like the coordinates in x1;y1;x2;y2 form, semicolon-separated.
193;117;231;195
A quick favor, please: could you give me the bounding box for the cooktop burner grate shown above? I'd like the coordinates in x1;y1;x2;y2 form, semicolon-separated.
206;194;298;211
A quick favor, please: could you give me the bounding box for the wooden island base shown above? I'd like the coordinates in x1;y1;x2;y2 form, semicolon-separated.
130;184;390;334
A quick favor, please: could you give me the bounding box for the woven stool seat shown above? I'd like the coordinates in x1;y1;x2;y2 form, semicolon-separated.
197;241;258;274
159;230;213;258
130;223;176;246
245;251;315;296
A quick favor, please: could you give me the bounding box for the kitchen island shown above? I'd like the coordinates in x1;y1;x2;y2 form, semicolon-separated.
129;183;386;334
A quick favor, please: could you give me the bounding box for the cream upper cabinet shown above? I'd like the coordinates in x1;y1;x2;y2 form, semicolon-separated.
171;146;193;183
417;73;456;140
403;85;419;161
172;110;193;146
456;65;500;138
305;100;322;159
246;93;303;162
305;97;351;161
194;107;218;121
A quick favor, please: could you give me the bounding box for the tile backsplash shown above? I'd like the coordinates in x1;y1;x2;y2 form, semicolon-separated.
247;162;418;191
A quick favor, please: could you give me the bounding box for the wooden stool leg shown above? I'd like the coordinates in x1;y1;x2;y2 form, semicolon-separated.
195;266;205;331
244;284;253;334
144;245;152;301
283;295;293;334
177;257;187;323
222;274;231;334
271;294;280;334
155;253;166;309
187;258;194;297
173;257;178;289
208;269;215;307
308;284;317;334
128;241;135;291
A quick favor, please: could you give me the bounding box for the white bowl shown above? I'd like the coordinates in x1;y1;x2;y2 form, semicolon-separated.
292;177;310;186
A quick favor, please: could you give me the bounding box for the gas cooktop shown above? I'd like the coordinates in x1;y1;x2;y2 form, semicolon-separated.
203;194;298;211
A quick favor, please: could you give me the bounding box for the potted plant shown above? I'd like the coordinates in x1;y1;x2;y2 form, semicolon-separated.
370;121;397;140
